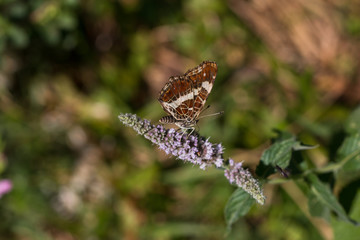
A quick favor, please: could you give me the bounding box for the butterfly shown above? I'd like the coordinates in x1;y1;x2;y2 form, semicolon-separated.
158;61;219;132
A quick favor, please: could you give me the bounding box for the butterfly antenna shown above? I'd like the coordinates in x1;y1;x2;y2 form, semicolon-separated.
198;111;224;119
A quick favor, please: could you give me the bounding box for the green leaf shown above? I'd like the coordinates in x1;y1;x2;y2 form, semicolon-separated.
335;133;360;167
261;131;317;169
261;137;296;168
308;174;359;226
345;106;360;134
308;190;331;220
335;133;360;186
224;188;254;233
292;142;318;151
333;189;360;240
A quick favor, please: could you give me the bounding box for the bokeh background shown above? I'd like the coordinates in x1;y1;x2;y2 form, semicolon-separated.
1;0;360;239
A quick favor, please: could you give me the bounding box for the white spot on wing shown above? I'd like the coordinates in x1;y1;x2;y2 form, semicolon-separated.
201;81;212;92
162;92;194;110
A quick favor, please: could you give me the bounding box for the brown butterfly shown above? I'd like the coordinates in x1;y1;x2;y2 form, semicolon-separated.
158;61;220;132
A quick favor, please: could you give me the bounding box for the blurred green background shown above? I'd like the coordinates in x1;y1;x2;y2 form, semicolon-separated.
1;0;360;239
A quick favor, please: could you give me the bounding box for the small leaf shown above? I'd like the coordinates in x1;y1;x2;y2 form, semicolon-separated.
261;137;296;168
335;133;360;167
224;188;254;233
308;174;359;226
292;142;318;151
335;133;360;186
261;131;316;169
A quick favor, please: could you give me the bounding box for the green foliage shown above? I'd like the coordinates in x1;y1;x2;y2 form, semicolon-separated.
307;174;357;225
225;107;360;236
224;188;254;234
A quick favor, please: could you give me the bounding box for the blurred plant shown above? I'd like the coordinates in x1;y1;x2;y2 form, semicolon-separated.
246;106;360;233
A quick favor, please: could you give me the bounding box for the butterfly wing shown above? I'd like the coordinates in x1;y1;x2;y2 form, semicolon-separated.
185;61;217;120
158;75;194;121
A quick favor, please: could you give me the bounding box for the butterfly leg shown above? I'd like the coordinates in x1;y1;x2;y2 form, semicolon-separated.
187;126;199;136
175;128;187;139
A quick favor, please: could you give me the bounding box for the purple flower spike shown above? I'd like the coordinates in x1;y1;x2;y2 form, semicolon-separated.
224;159;265;205
118;113;265;205
0;179;12;198
118;113;224;170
